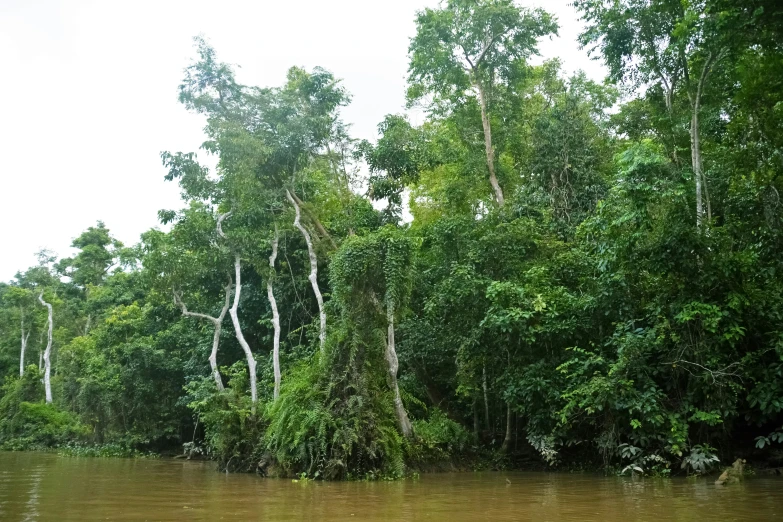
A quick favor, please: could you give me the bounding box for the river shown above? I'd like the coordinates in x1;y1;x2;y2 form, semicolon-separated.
0;452;780;521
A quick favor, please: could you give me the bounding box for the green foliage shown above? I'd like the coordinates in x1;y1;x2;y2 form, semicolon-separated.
2;2;782;480
408;408;472;464
681;444;720;475
185;362;261;472
265;354;405;480
57;442;159;459
0;370;88;450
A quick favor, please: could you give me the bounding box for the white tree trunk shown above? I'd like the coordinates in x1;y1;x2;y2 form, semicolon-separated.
386;302;413;438
229;254;258;407
19;312;30;377
268;226;282;400
691;110;705;230
174;281;232;392
216;211;258;407
38;292;53;404
476;81;504;207
286;189;326;353
688;51;722;231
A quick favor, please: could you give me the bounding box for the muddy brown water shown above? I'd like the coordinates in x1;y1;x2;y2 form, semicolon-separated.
0;452;781;521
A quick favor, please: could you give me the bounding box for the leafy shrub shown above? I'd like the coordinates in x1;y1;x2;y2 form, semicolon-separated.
407;408;472;464
755;427;783;449
681;444;720;475
185;361;262;472
0;370;88;450
58;442;158;458
265;352;405;480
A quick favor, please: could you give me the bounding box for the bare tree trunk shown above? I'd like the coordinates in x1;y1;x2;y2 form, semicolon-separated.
210;284;231;392
19;312;30;377
501;403;512;453
475;81;504;207
216;211;258;407
174;281;232;392
38;292;53;404
386;303;413;438
688;50;722;231
229;254;258;408
287;189;326;353
691;110;705;230
268;226;282;400
482;365;490;432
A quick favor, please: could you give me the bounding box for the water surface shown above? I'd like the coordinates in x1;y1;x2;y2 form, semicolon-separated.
0;452;780;521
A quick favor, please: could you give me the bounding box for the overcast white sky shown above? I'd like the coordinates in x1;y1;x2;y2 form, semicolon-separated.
0;0;606;282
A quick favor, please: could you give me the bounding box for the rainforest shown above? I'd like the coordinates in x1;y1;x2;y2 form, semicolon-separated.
1;0;783;484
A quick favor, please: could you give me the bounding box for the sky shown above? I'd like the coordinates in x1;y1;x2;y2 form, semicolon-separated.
0;0;606;282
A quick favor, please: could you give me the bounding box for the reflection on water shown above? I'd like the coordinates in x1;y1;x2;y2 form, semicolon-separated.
21;463;43;522
0;451;780;521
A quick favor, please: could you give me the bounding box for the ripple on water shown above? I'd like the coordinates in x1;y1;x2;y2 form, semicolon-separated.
0;453;780;521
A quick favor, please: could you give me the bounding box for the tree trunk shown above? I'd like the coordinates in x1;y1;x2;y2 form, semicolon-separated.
476;81;505;207
688;50;722;231
482;365;490;432
38;292;53;404
215;211;257;406
287;189;326;353
209;283;231;392
174;281;232;392
386;303;413;438
691;110;705;230
229;254;258;409
500;403;512;453
19;312;30;377
268;226;282;400
473;398;480;443
289;190;336;250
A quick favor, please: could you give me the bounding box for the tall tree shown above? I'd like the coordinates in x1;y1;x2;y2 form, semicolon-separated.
57;221;123;288
408;0;556;206
267;226;282;400
37;291;53;404
574;0;742;229
3;287;36;376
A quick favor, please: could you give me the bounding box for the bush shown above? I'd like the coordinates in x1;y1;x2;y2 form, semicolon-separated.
0;369;88;450
185;362;262;472
58;442;158;458
407;408;472;464
264;352;405;480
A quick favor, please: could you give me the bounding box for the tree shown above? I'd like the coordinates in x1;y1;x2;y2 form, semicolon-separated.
331;227;416;438
358;114;432;223
217;212;259;408
2;287;36;376
37;291;53;404
174;282;232;392
57;221;123;288
408;0;556;206
267;226;282;400
145;202;237;394
573;0;741;230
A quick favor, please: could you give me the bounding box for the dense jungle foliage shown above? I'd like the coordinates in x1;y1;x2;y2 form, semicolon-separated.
2;0;783;479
